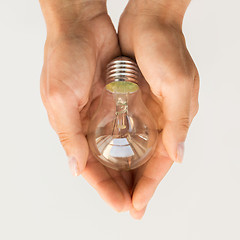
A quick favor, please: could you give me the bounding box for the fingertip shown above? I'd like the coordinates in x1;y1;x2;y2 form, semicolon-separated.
76;154;88;174
97;180;127;213
169;142;185;163
112;192;126;213
162;124;186;163
130;205;147;220
132;199;146;212
121;196;132;212
68;156;82;176
65;135;89;176
116;190;133;213
67;154;87;176
131;177;155;212
176;142;184;163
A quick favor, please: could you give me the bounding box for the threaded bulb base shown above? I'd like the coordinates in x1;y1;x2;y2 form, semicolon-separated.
106;56;139;84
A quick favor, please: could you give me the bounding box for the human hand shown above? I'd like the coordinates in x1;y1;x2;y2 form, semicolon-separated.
40;0;132;212
118;0;199;218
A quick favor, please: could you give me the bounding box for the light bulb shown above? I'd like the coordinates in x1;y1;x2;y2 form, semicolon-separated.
87;56;158;170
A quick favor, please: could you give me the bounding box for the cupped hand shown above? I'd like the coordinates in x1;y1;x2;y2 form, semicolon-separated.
118;2;199;218
40;5;132;213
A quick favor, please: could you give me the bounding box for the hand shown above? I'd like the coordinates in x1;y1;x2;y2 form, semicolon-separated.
118;0;199;218
40;1;132;212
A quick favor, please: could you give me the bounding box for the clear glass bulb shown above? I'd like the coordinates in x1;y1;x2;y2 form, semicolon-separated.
87;57;158;170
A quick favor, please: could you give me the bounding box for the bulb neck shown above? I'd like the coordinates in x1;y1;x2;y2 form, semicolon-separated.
106;56;139;84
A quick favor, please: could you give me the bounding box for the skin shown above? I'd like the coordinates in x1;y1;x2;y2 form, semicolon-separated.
39;0;199;219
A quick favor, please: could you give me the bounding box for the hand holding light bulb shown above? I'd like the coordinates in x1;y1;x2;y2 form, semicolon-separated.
117;0;200;218
40;0;132;212
40;0;199;220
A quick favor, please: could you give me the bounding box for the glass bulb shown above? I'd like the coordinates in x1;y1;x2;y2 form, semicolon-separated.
87;57;158;170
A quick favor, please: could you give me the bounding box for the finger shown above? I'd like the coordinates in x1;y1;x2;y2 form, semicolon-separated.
106;168;132;212
161;70;200;163
120;170;133;194
132;33;198;162
41;72;90;176
129;205;147;220
132;134;173;211
82;154;131;212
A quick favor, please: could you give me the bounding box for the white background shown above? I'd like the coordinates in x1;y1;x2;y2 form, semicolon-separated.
0;0;240;239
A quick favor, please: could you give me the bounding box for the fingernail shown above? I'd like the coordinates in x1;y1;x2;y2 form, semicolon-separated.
68;156;80;176
176;142;185;163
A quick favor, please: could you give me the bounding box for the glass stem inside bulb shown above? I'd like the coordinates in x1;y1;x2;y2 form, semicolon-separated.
112;93;129;137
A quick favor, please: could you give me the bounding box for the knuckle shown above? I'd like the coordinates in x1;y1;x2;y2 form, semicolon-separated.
178;116;190;132
40;78;63;102
167;116;190;134
40;74;67;103
58;131;72;148
78;94;89;109
45;85;65;103
162;73;193;93
41;80;89;109
175;74;193;88
58;130;81;149
150;87;163;99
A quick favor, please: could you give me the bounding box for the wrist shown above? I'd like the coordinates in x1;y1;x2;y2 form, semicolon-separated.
125;0;191;28
39;0;107;36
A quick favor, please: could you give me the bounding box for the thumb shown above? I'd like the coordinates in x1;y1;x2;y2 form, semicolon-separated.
160;79;193;163
41;81;89;176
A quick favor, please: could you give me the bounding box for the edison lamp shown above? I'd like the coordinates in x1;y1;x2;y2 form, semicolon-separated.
87;57;158;170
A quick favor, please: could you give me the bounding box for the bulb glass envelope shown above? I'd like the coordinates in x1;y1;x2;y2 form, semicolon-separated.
87;80;158;170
